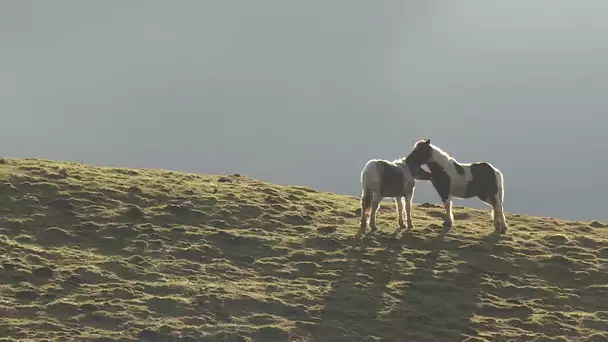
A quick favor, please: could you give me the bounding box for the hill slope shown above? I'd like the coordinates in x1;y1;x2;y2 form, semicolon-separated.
0;157;606;342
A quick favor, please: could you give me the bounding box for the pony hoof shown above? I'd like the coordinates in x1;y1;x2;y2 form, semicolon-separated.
406;220;414;230
494;224;507;234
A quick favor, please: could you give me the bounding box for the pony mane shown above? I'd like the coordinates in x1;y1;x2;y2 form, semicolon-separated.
429;143;457;166
391;157;413;175
392;156;407;163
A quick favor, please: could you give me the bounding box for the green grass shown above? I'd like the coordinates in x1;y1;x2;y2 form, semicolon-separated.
0;157;606;341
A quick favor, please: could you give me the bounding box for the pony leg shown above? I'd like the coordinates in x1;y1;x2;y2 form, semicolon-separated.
492;203;501;230
494;196;508;233
405;189;414;229
368;193;382;231
478;195;502;232
494;170;508;234
360;188;373;229
395;197;406;229
443;196;454;228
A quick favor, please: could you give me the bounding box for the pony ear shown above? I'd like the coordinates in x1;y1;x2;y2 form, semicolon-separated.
424;139;431;145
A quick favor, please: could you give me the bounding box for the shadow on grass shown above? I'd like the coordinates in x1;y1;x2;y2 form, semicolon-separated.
387;229;505;341
305;225;506;341
300;231;404;341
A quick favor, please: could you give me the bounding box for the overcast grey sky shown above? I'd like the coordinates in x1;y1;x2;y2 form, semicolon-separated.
1;1;607;221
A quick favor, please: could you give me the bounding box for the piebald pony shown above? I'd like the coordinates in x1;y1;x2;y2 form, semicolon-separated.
405;139;508;233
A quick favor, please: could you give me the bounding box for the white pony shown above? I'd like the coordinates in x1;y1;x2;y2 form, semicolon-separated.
359;157;431;234
405;139;508;233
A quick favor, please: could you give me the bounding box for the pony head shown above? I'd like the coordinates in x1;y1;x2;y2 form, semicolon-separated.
406;139;433;166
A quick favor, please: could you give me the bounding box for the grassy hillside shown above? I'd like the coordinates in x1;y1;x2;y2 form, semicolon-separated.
0;157;606;342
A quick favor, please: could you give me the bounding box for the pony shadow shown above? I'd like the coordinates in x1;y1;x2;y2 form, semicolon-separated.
354;219;413;241
302;224;511;341
305;232;403;341
378;227;505;341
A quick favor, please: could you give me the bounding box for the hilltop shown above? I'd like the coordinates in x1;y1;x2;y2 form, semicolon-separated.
0;157;606;342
